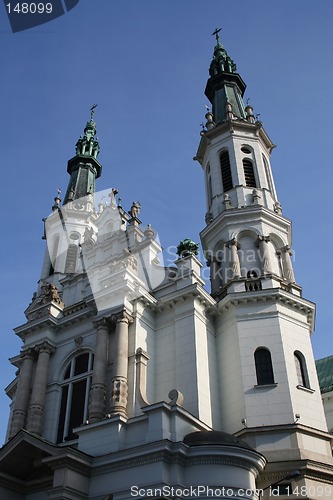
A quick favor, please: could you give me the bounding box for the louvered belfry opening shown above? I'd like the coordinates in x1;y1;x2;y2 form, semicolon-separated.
220;150;233;192
243;159;257;187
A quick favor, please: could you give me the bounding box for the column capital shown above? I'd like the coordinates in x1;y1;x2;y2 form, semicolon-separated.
206;255;218;266
226;238;239;249
93;316;110;330
20;347;36;361
35;341;55;355
111;309;133;325
281;244;292;254
256;235;270;246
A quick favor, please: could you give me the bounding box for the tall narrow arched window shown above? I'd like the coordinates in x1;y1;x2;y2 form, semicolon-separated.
206;164;213;206
220;150;233;192
57;352;94;443
262;154;275;197
243;159;257;188
49;235;60;276
254;347;275;385
294;351;310;388
208;175;213;206
64;244;78;274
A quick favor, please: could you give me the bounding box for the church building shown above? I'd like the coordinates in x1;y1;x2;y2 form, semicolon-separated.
1;33;333;500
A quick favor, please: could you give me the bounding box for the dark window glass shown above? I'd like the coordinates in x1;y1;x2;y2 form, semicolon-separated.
49;236;59;276
243;159;257;187
57;385;68;443
57;352;93;443
66;379;87;440
64;364;71;380
255;348;275;385
74;353;89;375
220;150;233;192
294;351;309;388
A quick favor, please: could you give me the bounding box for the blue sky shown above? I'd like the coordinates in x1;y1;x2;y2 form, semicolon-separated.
1;0;333;443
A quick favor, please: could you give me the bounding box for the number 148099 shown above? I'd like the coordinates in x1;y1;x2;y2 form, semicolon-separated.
6;3;53;14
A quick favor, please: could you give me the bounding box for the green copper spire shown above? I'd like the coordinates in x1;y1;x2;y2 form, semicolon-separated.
75;104;100;159
63;106;102;205
205;30;246;124
209;28;237;77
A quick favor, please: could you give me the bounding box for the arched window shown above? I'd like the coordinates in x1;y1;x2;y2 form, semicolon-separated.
49;235;60;276
207;175;213;206
254;347;275;385
64;244;78;274
243;159;257;188
57;352;94;443
206;163;213;206
262;154;275;197
294;351;309;388
220;150;233;192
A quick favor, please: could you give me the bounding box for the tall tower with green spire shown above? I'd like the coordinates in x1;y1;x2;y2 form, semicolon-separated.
63;105;102;204
196;30;333;494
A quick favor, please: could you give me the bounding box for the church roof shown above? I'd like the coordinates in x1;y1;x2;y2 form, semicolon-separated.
316;355;333;394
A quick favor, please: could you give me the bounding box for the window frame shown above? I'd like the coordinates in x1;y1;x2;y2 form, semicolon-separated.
242;158;257;188
294;351;310;389
254;347;275;386
57;351;94;443
220;149;233;192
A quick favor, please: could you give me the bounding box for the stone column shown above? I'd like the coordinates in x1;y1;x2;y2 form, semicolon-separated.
88;318;109;422
26;342;54;435
257;235;271;275
208;257;221;294
226;239;241;279
110;310;132;417
281;245;295;283
9;349;35;438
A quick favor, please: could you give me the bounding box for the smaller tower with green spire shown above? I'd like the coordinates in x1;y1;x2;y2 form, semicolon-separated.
63;105;102;204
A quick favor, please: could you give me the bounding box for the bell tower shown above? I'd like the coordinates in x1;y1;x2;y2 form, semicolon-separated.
196;31;333;491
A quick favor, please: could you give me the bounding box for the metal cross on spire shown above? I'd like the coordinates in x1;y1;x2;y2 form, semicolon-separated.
90;103;98;120
212;28;222;43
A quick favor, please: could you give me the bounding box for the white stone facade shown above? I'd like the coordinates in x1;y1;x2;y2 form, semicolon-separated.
2;38;333;500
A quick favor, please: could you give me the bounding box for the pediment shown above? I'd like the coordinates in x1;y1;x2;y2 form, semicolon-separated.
0;430;56;482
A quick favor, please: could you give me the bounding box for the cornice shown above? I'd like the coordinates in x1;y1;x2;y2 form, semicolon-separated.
195;120;275;164
200;204;291;242
14;300;96;338
90;438;265;477
214;285;315;332
153;282;216;313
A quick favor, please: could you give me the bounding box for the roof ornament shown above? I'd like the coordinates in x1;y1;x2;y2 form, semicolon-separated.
177;239;199;258
90;103;98;120
52;188;62;211
212;27;222;44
